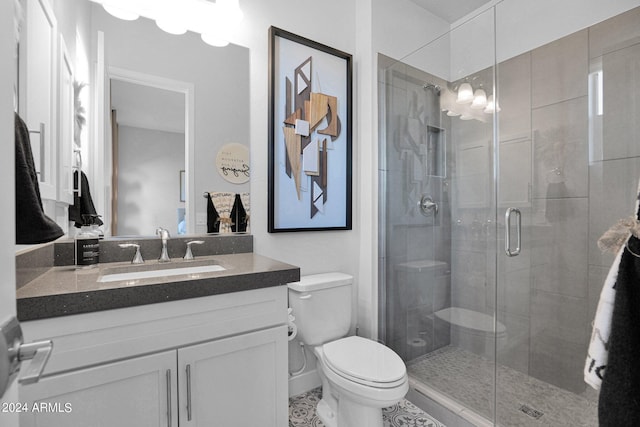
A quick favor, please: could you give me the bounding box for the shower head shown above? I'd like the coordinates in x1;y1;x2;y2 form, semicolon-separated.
423;83;441;96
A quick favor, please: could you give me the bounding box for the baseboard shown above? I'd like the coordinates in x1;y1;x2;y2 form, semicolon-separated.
288;368;321;397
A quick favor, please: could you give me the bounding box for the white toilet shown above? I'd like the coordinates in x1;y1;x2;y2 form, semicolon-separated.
288;272;409;427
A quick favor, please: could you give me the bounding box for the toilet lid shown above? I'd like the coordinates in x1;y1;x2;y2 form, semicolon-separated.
322;336;406;385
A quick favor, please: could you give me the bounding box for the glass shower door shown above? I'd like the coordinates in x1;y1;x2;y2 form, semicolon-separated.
378;7;501;424
494;4;640;427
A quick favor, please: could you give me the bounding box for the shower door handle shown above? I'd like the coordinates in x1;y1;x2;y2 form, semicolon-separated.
505;207;521;257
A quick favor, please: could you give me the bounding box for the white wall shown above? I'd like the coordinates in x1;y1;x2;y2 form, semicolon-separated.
373;0;451;80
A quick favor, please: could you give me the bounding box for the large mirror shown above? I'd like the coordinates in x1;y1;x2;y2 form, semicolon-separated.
17;0;250;239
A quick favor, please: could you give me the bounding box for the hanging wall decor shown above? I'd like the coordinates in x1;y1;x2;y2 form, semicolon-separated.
216;143;250;184
268;26;353;232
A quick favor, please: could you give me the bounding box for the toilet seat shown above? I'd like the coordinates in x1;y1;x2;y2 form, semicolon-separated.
322;336;406;388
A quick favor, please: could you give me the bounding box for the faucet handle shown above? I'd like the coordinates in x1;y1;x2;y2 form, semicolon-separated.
184;240;205;260
119;243;144;264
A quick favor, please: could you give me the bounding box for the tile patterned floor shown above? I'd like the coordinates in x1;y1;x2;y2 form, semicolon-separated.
289;387;445;427
408;346;598;427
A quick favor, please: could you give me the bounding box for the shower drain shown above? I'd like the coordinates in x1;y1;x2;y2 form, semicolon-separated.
519;404;544;419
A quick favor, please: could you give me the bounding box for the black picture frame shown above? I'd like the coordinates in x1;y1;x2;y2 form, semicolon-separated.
268;26;353;233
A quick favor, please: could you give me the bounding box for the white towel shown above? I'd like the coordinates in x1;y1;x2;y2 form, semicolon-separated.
209;192;235;234
585;177;640;390
584;246;623;390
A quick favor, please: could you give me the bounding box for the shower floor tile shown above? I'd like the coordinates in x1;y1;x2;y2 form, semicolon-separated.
289;387;446;427
408;346;598;427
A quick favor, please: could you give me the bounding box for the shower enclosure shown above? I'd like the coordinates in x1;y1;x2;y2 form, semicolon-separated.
378;4;640;426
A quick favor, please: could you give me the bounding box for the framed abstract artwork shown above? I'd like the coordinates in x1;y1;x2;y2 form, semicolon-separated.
268;26;353;232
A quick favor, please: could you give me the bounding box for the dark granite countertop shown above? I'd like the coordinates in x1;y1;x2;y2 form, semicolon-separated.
17;253;300;321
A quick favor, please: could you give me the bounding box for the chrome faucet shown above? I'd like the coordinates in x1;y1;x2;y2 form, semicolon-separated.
156;227;171;262
184;240;204;260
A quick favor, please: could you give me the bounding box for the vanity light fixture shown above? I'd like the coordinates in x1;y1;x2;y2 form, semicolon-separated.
90;0;244;47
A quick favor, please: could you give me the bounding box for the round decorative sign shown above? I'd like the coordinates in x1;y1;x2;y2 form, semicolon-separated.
215;143;250;184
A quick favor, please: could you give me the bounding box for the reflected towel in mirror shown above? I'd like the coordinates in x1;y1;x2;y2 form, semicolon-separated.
69;170;103;228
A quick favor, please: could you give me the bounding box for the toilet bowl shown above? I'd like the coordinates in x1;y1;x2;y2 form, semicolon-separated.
288;273;409;427
314;337;409;427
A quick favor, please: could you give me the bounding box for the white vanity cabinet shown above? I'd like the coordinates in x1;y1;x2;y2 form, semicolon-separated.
19;350;177;427
18;286;289;427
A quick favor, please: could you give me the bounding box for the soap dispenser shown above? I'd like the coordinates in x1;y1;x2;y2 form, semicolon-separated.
75;214;99;268
89;214;104;239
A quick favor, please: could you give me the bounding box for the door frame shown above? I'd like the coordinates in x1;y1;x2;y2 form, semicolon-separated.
0;0;19;423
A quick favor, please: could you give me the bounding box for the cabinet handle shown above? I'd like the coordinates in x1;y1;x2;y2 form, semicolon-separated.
186;364;192;421
28;123;45;180
17;340;53;385
166;369;172;427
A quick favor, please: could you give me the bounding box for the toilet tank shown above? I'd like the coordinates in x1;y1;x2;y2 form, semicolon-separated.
288;272;352;346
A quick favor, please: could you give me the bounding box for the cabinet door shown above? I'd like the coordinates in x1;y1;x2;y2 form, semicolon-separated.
178;325;288;427
19;350;178;427
19;0;57;200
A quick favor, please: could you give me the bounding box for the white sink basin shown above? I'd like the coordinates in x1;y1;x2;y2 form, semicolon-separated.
98;264;226;283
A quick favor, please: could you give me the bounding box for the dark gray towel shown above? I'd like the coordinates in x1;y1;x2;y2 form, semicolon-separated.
230;193;248;232
206;193;220;233
69;170;103;228
15;113;64;244
598;193;640;425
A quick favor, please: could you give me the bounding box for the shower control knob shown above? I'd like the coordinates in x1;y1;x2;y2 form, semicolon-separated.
418;195;438;217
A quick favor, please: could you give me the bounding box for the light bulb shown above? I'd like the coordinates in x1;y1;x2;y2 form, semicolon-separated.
103;3;139;21
471;88;487;109
201;33;229;47
456;82;474;104
156;18;187;35
484;95;501;114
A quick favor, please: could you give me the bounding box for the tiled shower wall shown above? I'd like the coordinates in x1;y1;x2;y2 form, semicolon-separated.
491;6;640;394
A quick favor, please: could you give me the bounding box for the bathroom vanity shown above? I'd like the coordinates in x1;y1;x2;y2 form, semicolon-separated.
15;235;298;427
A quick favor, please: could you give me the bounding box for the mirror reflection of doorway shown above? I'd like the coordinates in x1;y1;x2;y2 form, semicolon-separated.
109;75;188;236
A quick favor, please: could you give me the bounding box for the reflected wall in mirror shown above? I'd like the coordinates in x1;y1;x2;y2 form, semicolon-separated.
16;0;250;240
110;77;187;237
